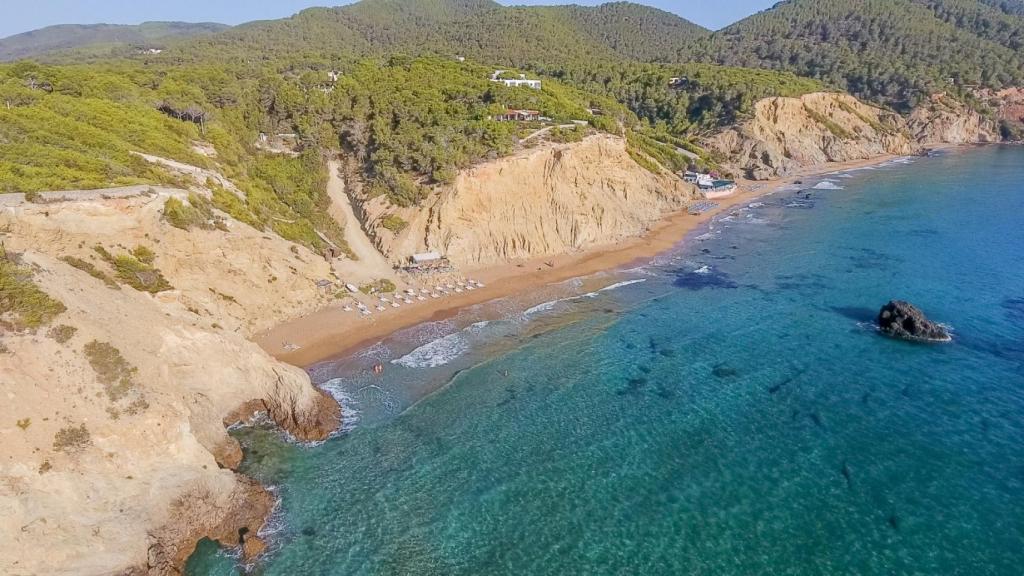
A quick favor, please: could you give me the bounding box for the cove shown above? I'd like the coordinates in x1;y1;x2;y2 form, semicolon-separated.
189;147;1024;575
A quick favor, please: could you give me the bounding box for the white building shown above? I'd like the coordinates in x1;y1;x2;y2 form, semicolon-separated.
490;70;542;90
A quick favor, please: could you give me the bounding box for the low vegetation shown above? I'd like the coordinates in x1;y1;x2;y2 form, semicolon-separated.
47;324;77;343
53;423;91;453
83;340;138;402
163;194;218;230
360;279;397;294
380;214;408;234
0;252;66;330
93;245;172;293
804;106;854;140
60;256;120;289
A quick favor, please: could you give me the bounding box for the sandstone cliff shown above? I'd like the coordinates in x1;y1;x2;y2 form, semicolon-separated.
706;92;917;180
906;93;1001;145
0;190;340;575
370;135;699;267
706;92;1003;180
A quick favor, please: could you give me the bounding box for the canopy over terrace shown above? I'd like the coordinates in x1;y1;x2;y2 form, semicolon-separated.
406;251;451;271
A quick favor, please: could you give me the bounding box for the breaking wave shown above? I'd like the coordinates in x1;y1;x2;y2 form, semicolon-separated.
813;180;845;190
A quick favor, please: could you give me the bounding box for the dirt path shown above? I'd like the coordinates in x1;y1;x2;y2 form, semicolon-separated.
521;124;579;142
325;160;396;284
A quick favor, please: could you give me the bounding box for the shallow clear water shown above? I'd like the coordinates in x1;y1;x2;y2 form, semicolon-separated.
189;147;1024;576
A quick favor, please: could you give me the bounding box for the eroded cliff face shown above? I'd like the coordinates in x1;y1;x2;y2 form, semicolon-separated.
706;92;917;180
380;135;699;267
706;92;1004;180
0;191;340;576
906;93;1001;144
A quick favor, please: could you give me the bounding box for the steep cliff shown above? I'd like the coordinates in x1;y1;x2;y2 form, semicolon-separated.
906;93;1001;144
375;135;699;267
706;92;1003;180
706;92;917;180
0;190;340;575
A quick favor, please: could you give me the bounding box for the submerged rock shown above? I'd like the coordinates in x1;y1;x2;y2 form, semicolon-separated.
877;300;951;342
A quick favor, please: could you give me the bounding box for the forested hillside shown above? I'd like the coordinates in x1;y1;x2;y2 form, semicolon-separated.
0;22;228;62
3;0;1021;212
685;0;1024;110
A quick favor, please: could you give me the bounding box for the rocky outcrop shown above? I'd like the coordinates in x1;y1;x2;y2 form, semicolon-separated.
906;93;1001;144
706;93;916;180
381;135;699;267
706;91;1006;180
0;192;341;576
877;300;951;342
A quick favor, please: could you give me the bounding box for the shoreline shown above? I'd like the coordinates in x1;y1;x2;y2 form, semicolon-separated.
257;152;907;369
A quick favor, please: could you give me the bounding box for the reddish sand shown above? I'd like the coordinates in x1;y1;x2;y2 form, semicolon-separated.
256;154;902;367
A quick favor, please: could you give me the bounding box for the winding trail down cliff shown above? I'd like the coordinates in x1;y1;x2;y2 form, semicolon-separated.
326;160;396;284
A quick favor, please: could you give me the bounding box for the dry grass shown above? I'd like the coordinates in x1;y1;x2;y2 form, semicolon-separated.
47;324;78;344
53;424;91;453
61;255;120;289
0;253;66;330
83;340;138;402
93;245;173;293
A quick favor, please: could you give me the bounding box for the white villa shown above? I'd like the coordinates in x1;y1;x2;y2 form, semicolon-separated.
490;70;542;90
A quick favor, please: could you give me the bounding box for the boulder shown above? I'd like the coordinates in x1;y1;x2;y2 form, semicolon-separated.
877;300;951;342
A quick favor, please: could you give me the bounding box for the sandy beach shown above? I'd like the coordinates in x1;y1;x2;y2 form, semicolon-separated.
256;153;903;368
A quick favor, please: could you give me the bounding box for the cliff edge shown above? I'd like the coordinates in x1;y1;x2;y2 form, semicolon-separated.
0;190;340;575
376;135;700;267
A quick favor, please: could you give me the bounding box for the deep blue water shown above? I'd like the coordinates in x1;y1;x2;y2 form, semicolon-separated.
189;147;1024;575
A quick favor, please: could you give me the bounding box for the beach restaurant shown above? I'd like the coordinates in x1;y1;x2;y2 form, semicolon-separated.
684;171;737;199
406;251;451;271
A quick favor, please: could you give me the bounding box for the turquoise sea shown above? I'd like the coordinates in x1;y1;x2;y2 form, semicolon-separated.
189;146;1024;575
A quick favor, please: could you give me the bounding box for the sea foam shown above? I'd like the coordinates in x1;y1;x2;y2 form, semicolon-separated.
813;180;845;190
391;322;489;368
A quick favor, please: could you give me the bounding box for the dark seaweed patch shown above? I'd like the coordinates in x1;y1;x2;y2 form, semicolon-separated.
617;376;649;396
1002;297;1024;324
767;368;807;395
673;268;738;290
846;247;900;271
496;386;518;407
654;384;675;399
808;412;825;429
301;527;317;537
712;363;739;378
775;273;830;292
887;513;901;531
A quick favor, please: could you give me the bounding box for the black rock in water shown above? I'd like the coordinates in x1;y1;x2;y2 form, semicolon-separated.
876;301;951;342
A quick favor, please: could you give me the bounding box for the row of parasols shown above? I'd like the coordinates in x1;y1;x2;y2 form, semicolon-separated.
342;279;487;317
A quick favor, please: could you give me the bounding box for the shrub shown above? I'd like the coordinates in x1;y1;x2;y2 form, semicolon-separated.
94;245;173;293
16;418;30;430
0;254;66;330
83;340;138;402
549;126;585;144
804;106;854;140
47;324;78;344
61;256;120;289
131;245;156;265
163;194;218;230
53;424;91;453
360;279;397;294
381;214;408;234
